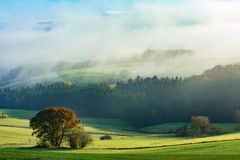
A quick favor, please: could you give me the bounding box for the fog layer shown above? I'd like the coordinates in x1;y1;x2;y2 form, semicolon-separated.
1;0;240;76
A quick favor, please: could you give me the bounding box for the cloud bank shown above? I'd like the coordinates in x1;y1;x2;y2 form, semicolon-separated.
1;0;240;75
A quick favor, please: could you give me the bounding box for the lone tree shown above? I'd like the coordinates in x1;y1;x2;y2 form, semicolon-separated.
191;116;209;134
30;107;81;147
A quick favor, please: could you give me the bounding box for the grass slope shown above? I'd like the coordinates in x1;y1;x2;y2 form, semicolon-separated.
57;63;138;83
0;126;36;146
1;118;240;149
0;109;37;119
0;141;239;160
0;109;240;160
0;108;135;134
141;122;236;133
0;63;138;89
83;118;135;134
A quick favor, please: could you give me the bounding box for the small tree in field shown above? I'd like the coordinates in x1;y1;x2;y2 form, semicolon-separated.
30;107;81;148
191;116;209;134
68;129;92;149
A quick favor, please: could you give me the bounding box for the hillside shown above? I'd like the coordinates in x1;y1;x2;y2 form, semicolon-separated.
0;109;239;160
1;141;240;160
0;49;194;89
140;122;236;134
192;64;240;81
2;63;240;127
2;0;240;159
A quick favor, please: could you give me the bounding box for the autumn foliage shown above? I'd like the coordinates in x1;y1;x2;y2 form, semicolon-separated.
30;107;81;147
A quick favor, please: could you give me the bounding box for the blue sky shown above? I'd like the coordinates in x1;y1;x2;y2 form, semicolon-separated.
0;0;186;22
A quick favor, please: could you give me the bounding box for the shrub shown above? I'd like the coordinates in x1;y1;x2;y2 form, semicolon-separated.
68;130;92;149
36;137;51;148
234;124;240;131
176;125;194;137
100;135;112;140
208;124;223;135
1;113;8;118
191;116;209;134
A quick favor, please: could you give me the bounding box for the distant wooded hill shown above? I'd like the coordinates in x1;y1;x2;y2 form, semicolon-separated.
1;63;240;127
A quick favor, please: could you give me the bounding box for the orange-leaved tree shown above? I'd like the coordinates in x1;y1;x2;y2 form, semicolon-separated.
30;107;81;147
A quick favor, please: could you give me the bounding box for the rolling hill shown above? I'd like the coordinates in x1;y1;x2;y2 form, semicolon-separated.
0;109;239;160
0;49;194;89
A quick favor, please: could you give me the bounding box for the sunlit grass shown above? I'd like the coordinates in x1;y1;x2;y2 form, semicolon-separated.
0;109;239;160
0;118;240;150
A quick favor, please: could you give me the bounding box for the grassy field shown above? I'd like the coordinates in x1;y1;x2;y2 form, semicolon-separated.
0;140;239;160
56;63;139;83
140;122;237;133
0;109;37;119
0;63;139;89
0;109;239;160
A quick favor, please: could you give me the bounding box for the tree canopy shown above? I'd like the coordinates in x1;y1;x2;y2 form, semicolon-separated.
191;116;209;134
30;107;81;147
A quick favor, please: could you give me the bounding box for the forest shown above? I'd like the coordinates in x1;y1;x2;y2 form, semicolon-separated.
0;64;240;127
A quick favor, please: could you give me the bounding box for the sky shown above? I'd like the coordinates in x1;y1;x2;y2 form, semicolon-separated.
1;0;240;74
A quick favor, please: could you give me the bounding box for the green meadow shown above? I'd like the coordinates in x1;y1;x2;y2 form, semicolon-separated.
140;122;237;134
0;109;240;160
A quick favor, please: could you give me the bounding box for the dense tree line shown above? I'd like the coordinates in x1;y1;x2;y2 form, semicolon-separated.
1;65;240;127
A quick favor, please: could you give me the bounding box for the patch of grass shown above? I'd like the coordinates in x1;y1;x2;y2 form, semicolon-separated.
0;118;29;128
0;108;135;135
83;118;135;134
56;63;140;83
0;109;37;119
140;122;187;133
1;118;240;150
0;126;36;146
140;122;237;133
0;109;240;160
0;141;240;160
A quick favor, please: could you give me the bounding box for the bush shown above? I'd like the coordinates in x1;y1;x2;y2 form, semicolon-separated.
208;124;223;135
68;130;92;149
100;135;112;140
176;125;194;137
1;113;8;118
234;124;240;131
36;137;51;148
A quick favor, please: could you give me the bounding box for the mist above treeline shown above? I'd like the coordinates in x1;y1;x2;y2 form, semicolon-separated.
0;48;235;89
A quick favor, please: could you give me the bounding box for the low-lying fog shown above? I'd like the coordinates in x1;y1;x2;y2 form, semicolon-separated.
1;0;240;78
